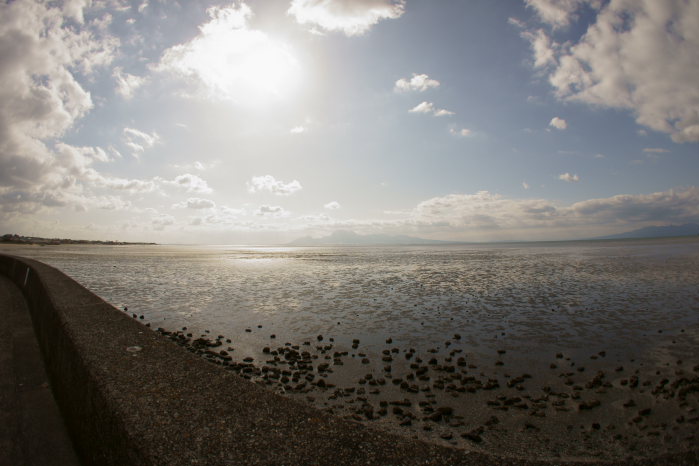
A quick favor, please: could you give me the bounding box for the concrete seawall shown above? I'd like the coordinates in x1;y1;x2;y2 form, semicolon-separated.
1;253;696;466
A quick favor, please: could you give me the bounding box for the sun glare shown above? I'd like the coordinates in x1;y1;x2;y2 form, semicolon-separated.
164;4;302;105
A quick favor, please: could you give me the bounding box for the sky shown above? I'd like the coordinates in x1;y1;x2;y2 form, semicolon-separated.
1;0;698;244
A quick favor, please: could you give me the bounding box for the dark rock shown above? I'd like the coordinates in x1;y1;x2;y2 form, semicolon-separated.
578;399;601;411
461;430;483;443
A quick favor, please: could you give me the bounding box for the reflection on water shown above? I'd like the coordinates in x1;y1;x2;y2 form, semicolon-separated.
3;237;699;362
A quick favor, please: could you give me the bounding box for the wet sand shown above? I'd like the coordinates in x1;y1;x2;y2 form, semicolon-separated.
149;316;699;463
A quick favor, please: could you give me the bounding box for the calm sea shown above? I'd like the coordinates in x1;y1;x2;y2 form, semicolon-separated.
3;237;699;366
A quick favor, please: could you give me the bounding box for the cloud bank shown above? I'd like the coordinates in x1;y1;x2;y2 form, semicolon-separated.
408;186;699;236
0;0;118;214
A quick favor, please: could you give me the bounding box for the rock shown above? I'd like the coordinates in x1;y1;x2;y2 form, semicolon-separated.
461;430;483;443
578;399;601;411
437;406;453;416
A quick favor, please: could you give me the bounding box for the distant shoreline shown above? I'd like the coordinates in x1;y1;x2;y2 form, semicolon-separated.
1;234;156;246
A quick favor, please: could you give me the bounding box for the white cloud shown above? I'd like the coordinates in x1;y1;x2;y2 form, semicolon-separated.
158;3;300;103
523;0;699;143
594;153;606;159
558;172;580;182
643;148;669;154
433;108;456;117
525;0;599;27
113;67;147;99
450;128;472;137
172;198;216;209
288;0;405;36
394;73;440;93
324;201;341;210
97;176;158;193
123;127;160;156
409;101;454;117
164;174;213;194
247;175;302;196
549;116;567;130
255;205;290;217
508;17;526;28
152;214;175;231
290;126;306;134
171;161;214;172
521;28;557;68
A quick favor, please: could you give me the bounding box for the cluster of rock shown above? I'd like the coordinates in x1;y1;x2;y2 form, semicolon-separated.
151;322;699;459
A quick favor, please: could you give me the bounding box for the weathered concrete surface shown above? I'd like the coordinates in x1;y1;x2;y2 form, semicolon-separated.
0;253;697;466
0;274;80;466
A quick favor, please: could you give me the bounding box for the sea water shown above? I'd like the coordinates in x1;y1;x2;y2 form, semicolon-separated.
3;237;698;366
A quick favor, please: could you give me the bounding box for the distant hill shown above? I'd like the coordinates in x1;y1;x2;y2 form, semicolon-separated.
1;233;155;246
591;223;699;240
288;230;453;246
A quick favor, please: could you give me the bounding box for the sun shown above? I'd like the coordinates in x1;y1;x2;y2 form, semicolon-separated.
162;4;302;105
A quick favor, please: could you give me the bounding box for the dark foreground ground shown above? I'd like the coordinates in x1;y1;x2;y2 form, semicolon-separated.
0;275;80;466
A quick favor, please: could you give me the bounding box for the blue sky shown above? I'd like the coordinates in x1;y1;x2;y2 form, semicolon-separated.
1;0;698;243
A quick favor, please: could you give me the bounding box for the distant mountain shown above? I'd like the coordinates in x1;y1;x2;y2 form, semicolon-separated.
591;223;699;240
288;230;453;246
